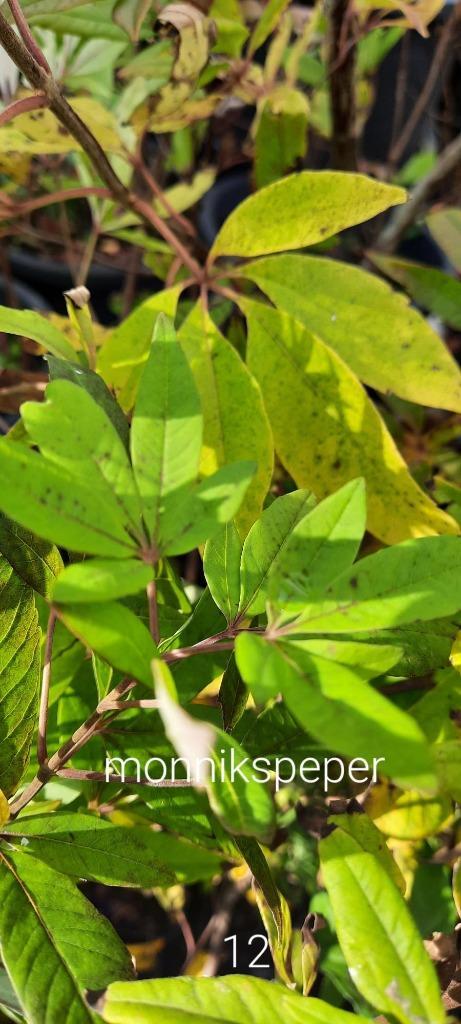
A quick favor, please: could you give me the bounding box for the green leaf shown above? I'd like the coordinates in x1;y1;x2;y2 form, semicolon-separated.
210;171;406;259
0;307;76;362
179;303;273;534
207;729;275;842
329;810;405;892
238;489;316;617
254;86;308;189
290;637;401;681
248;0;290;54
47;355;130;449
131;314;202;545
154;660;275;841
242;299;457;544
52;559;153;603
319;822;445;1024
101;975;371;1024
240;254;461;412
0;562;40;797
113;0;151;39
427;207;461;273
0;514;63;599
57;600;158;686
1;813;179;887
433;739;461;800
289;535;461;630
0;441;137;558
236;634;436;792
369;251;461;331
219;653;248;731
268;479;366;605
0;850;133;1024
97;288;181;410
22;379;143;540
159;461;256;556
203;522;242;623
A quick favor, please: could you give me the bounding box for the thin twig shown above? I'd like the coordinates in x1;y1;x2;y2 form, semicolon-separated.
147;578;160;644
0;91;47;126
55;768;192;787
7;0;50;72
134;156;196;238
377;131;461;252
37;608;56;766
0;10;203;283
388;7;461;172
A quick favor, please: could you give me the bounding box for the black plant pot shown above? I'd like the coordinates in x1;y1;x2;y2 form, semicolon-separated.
197;166;251;249
8;247;127;325
0;273;50;435
0;273;48;311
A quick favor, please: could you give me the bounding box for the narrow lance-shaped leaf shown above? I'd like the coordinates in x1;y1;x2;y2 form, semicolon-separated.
0;441;137;558
57;600;158;687
97;288;181;409
369;251;461;332
158;460;256;557
22;379;143;540
0;851;133;1024
319;820;445;1024
242;298;457;544
236;634;437;792
100;975;372;1024
210;171;406;259
0;307;77;362
204;522;242;623
47;355;130;449
131;314;202;546
268;478;366;604
0;560;40;797
238;489;316;617
52;558;153;604
240;254;461;412
179;303;273;534
153;660;275;842
290;535;461;630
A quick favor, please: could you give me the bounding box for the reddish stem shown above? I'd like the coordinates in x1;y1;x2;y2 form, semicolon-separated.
7;0;51;73
0;91;47;127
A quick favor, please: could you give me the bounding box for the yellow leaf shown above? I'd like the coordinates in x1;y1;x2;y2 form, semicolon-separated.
450;632;461;674
241;299;457;544
179;302;273;534
365;781;451;840
97;287;181;409
0;96;120;154
0;789;9;826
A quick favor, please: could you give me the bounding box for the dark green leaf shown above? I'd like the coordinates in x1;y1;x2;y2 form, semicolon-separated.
0;514;63;599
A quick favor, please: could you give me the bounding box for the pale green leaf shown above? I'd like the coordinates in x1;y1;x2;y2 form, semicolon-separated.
57;600;158;686
427;207;461;273
369;251;461;331
242;299;457;544
248;0;291;55
179;303;273;534
210;171;406;259
236;634;437;792
52;559;153;603
240;254;461;412
131;314;202;544
0;307;76;362
268;479;366;604
47;355;130;449
290;535;461;631
97;288;181;410
101;975;371;1024
203;522;242;623
0;441;136;558
238;489;316;617
22;379;143;541
159;460;256;556
320;823;445;1024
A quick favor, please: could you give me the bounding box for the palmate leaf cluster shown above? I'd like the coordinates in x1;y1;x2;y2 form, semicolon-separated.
0;171;459;1024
